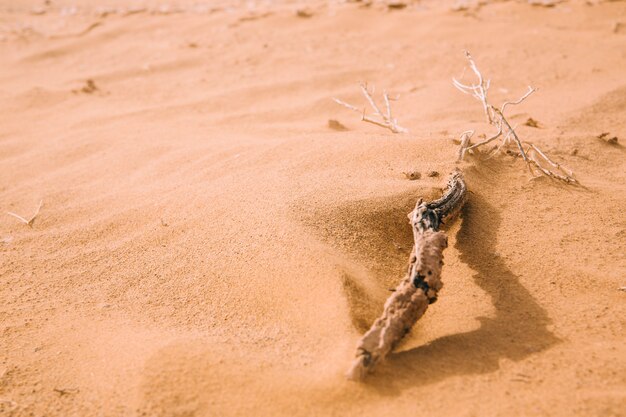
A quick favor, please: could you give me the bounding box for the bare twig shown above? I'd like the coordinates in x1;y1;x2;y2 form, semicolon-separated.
7;200;43;227
527;143;576;182
454;52;576;184
501;86;536;115
457;130;475;160
347;172;467;380
332;98;359;113
453;51;493;124
334;83;408;133
465;124;503;154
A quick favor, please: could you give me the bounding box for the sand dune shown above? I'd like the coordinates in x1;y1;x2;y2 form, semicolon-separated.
1;1;625;416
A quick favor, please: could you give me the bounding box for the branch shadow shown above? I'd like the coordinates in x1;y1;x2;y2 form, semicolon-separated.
364;192;560;395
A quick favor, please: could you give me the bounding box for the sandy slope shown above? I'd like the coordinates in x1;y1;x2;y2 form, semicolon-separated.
1;1;625;416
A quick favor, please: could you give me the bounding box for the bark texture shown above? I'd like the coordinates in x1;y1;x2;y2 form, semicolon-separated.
347;171;467;381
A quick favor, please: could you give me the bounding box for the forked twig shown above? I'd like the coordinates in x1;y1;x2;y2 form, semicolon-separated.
453;51;493;124
334;83;408;133
527;143;576;182
347;171;467;380
465;125;503;154
453;52;577;184
7;200;43;227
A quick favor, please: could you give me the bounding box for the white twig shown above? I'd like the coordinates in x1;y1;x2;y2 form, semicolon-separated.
454;52;576;184
501;86;536;114
7;200;43;227
453;51;493;124
360;83;384;119
526;143;576;183
333;98;360;113
333;83;408;133
465;124;503;153
457;130;474;161
383;90;392;121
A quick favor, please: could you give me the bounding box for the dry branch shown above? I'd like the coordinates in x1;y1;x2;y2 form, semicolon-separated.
347;171;467;381
334;83;408;133
7;200;43;227
454;51;576;184
457;129;475;161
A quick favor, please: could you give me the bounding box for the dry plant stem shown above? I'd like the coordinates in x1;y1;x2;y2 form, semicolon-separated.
7;200;43;227
501;86;536;115
453;51;493;124
347;171;467;381
527;144;576;182
457;130;474;161
453;52;577;184
333;83;408;133
492;107;531;167
465;124;503;153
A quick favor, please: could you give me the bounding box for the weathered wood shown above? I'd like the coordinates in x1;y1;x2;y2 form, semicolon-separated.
346;171;467;381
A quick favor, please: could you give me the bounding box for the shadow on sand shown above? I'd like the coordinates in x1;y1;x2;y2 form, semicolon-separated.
365;192;560;395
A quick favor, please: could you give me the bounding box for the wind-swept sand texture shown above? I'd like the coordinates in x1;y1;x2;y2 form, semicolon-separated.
1;1;625;416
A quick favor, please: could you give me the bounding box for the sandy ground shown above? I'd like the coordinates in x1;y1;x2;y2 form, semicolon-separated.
1;0;625;416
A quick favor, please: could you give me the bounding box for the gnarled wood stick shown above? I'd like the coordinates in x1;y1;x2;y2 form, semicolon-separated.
347;171;467;381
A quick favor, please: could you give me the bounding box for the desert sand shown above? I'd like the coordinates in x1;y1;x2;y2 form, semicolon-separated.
1;0;625;416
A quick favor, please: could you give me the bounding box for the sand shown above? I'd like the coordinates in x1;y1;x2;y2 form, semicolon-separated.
1;0;625;416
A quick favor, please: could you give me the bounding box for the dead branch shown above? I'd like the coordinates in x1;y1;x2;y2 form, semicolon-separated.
453;52;493;124
457;130;475;161
334;83;408;133
347;171;467;381
7;200;43;227
527;143;577;182
454;52;577;184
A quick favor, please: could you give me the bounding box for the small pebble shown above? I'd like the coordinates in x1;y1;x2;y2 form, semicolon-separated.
403;171;421;180
328;119;348;131
525;117;540;128
597;132;619;144
296;8;313;18
387;1;407;9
